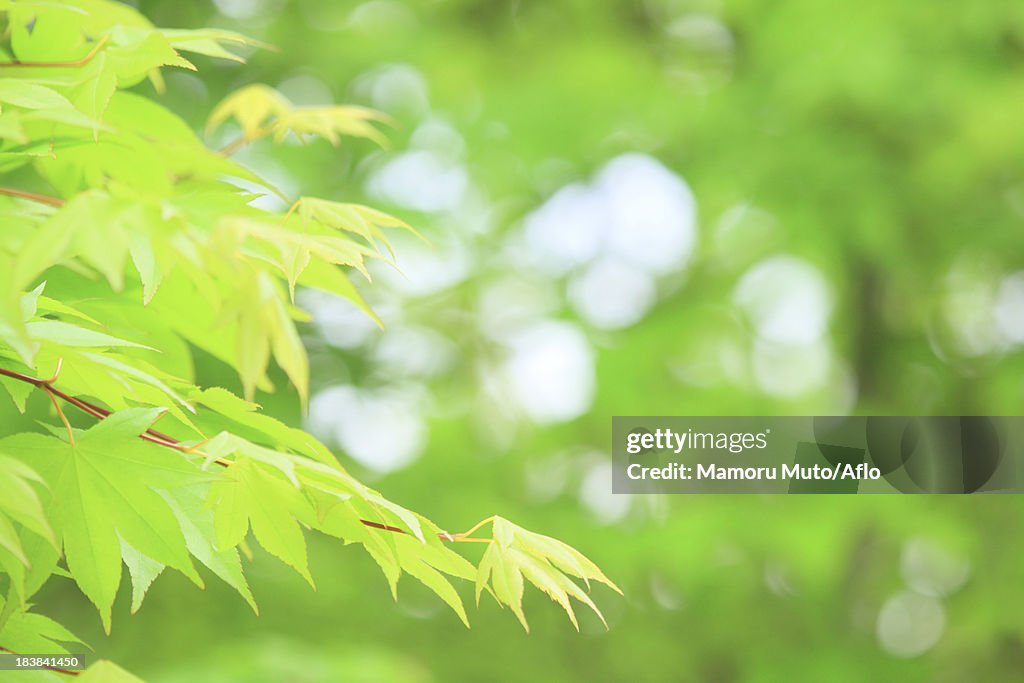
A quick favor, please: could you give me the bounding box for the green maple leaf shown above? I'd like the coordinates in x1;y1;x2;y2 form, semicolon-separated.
78;660;147;682
0;595;84;656
206;457;316;587
0;409;211;632
476;517;621;633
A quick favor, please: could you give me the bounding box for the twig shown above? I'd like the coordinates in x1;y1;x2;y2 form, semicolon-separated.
0;365;226;459
359;520;407;534
0;187;64;207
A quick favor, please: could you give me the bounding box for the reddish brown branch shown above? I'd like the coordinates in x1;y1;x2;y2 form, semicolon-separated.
0;646;80;676
0;365;469;541
0;366;226;458
0;187;65;207
359;520;406;534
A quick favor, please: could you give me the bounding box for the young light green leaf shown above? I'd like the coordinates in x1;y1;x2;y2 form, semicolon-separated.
25;320;154;350
7;3;97;64
0;374;32;412
207;84;291;140
475;517;619;632
296;259;382;327
0;514;28;567
0;455;57;549
161;28;269;63
78;660;146;683
159;486;258;614
106;26;196;86
0;598;84;656
395;534;469;627
0;110;28;144
71;54;118;134
0;80;75;110
294;197;420;256
0;409;208;632
274;106;390;147
207;458;315;587
265;274;309;405
190;387;337;465
81;352;194;414
479;540;528;631
120;540;165;614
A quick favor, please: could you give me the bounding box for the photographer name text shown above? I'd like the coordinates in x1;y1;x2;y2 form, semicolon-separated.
626;462;882;482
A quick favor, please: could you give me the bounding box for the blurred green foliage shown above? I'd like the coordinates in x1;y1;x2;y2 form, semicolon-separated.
27;0;1024;681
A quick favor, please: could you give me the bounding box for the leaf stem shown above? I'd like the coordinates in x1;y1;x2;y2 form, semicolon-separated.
46;387;75;446
456;515;495;540
0;35;110;69
0;187;65;207
218;122;278;156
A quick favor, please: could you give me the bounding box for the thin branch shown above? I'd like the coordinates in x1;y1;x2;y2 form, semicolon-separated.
0;646;80;676
0;35;109;69
0;366;230;459
0;187;65;207
0;364;491;543
359;520;407;534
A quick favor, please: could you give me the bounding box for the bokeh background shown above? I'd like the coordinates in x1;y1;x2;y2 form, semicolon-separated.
35;0;1024;680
